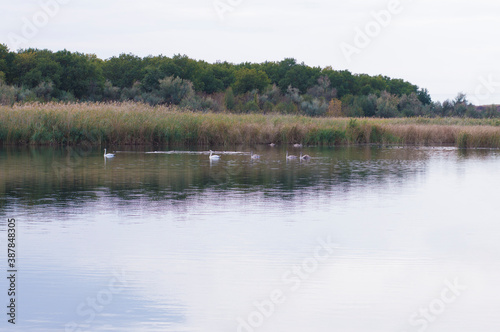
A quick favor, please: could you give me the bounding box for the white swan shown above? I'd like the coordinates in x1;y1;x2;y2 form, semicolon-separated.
104;149;115;158
286;151;297;160
269;143;276;147
300;153;311;160
250;151;260;159
209;150;220;160
293;143;303;147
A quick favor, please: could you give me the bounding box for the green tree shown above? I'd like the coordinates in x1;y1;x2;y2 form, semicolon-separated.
142;67;165;92
260;61;281;85
170;54;202;89
278;63;320;94
452;93;468;117
385;77;418;96
212;61;236;89
324;69;356;98
233;68;270;94
417;88;432;105
198;66;224;94
11;50;38;86
0;44;9;83
102;53;145;89
0;47;435;110
54;50;104;99
10;49;63;89
276;58;297;83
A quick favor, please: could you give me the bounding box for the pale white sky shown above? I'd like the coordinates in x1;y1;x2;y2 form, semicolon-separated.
2;0;500;104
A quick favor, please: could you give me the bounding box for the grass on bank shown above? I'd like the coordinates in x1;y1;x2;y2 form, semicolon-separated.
1;102;500;148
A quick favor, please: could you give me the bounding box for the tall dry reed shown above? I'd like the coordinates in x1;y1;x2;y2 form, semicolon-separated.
1;102;500;148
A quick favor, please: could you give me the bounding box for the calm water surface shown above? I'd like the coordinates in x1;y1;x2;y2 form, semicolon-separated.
1;145;499;331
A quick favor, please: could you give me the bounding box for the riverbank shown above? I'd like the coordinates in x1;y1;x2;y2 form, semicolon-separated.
1;102;500;148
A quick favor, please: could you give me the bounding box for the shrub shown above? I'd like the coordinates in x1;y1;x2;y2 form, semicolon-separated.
286;85;302;104
59;90;76;102
276;101;298;114
306;75;337;101
142;92;164;106
180;95;220;112
16;86;37;102
102;80;121;101
0;81;18;105
262;101;274;113
33;81;54;102
157;76;194;104
224;87;235;110
398;92;423;117
242;100;260;113
301;98;328;116
357;94;378;117
376;91;400;118
121;81;142;102
326;98;342;117
264;84;282;104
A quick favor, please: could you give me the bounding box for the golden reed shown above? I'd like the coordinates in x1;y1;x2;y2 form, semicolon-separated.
1;102;500;148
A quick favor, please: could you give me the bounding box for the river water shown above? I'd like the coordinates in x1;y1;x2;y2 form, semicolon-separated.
0;145;499;331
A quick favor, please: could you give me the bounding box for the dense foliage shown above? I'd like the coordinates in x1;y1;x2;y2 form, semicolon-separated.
0;44;498;118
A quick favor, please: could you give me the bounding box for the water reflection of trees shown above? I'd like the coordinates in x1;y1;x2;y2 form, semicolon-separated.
2;146;488;208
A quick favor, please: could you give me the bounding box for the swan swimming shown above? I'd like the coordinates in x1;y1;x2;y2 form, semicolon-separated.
250;151;260;159
293;143;302;147
286;151;297;160
209;150;220;160
104;149;115;158
300;153;311;160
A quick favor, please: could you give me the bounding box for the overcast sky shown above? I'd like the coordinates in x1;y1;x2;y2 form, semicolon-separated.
2;0;500;104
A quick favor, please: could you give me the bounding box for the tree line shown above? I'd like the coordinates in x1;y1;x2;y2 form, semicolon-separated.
0;44;498;118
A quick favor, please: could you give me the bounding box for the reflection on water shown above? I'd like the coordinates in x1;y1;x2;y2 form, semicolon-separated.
1;146;500;331
1;146;428;206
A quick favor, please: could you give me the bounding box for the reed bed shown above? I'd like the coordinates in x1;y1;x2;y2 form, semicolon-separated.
1;102;500;148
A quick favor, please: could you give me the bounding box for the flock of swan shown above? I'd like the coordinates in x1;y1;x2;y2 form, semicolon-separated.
286;151;311;160
207;149;312;161
104;146;311;161
207;149;311;161
209;150;310;161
